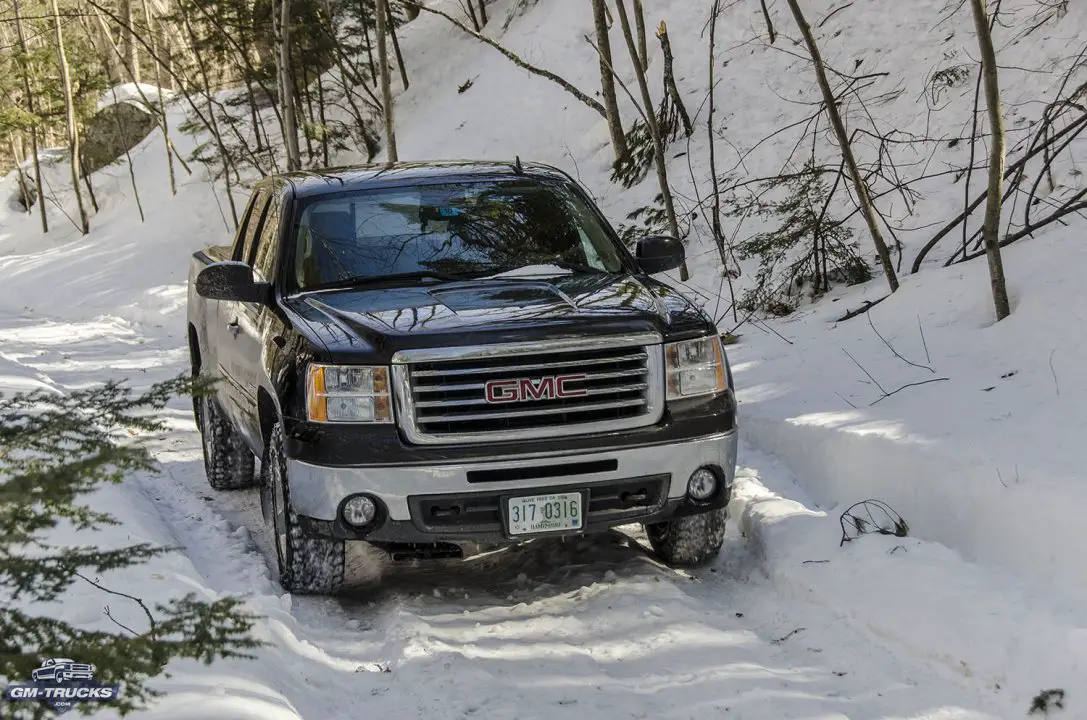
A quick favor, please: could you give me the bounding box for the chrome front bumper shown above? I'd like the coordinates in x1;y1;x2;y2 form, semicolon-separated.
287;430;738;523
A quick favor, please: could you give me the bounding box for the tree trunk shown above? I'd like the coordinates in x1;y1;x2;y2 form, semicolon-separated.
707;0;737;320
387;1;409;89
13;0;47;233
142;0;177;194
122;0;140;82
376;0;399;161
278;0;302;170
591;0;628;164
182;2;239;227
464;0;480;30
633;0;648;72
80;155;99;212
656;21;692;136
359;0;377;82
9;137;32;213
614;0;687;280
476;0;487;25
51;0;89;234
783;0;898;292
969;0;1011;320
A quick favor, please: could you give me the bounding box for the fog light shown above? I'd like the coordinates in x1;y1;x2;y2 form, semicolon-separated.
687;468;718;501
342;496;378;527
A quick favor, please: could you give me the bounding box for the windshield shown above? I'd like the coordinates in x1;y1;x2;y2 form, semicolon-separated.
289;179;627;290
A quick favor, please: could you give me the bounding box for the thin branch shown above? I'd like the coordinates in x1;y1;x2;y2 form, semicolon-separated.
406;1;605;117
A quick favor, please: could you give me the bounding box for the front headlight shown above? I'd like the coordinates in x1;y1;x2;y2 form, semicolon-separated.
665;336;728;400
306;364;393;423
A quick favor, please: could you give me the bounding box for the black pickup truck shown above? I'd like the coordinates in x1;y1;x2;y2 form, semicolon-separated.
187;160;738;595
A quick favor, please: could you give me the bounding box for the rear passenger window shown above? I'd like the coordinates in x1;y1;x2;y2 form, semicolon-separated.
234;190;269;262
252;195;282;282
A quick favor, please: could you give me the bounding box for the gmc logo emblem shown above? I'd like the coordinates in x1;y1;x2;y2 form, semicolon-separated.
485;375;587;404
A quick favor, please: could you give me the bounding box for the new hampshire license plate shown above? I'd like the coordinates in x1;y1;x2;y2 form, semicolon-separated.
506;492;583;536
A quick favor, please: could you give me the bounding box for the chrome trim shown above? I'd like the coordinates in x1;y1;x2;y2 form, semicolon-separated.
409;352;649;377
413;369;646;394
390;331;662;364
390;336;666;445
418;398;647;423
287;430;739;521
415;382;648;408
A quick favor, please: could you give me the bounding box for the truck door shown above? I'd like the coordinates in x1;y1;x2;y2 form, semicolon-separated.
213;188;270;437
219;187;283;454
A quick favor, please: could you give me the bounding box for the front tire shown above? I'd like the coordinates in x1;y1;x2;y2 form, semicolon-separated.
645;508;727;567
266;422;345;595
198;389;257;491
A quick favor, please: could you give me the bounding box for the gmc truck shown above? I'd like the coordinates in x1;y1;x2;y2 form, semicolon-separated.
187;161;738;595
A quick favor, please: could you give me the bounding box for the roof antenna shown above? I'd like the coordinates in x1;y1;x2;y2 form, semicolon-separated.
513;155;524;174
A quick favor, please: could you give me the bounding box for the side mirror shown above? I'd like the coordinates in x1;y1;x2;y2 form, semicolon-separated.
195;261;271;304
634;235;685;274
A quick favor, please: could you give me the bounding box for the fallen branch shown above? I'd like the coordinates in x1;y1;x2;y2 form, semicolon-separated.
869;377;949;406
835;294;889;322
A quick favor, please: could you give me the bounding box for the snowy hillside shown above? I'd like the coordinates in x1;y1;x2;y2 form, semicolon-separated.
3;0;1087;717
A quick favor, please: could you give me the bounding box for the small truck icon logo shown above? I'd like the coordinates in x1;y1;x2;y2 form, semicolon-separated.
30;658;96;683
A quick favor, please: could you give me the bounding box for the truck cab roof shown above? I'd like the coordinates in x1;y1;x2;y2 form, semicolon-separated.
273;160;575;199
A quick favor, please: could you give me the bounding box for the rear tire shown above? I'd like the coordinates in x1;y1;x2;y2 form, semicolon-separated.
645;508;727;567
266;421;345;595
198;389;257;491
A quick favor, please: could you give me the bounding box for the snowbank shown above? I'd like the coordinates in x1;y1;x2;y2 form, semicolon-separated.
730;445;1087;712
731;224;1087;606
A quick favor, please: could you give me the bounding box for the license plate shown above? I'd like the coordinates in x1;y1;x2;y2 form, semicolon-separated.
506;492;583;536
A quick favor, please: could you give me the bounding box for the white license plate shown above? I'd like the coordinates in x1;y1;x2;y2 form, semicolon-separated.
506;492;583;536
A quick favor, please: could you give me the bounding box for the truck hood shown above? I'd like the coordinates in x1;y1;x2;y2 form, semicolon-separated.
284;272;713;361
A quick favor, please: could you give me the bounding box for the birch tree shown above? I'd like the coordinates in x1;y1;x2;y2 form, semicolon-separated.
51;0;89;234
591;0;628;163
13;0;47;233
376;0;398;161
968;0;1011;320
278;0;302;170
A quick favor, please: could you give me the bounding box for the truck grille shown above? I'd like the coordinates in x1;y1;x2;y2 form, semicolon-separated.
391;334;665;444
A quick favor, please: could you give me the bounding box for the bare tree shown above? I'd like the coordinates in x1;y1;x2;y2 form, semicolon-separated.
387;0;409;89
476;0;488;25
591;0;628;163
708;0;738;320
633;0;648;71
142;0;176;194
968;0;1011;320
783;0;898;292
13;0;47;233
278;0;302;170
122;0;140;82
376;0;399;161
51;0;89;234
614;0;687;279
181;1;239;227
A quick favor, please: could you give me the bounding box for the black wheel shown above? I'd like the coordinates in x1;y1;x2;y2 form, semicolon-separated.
198;388;257;491
266;421;345;595
645;508;727;567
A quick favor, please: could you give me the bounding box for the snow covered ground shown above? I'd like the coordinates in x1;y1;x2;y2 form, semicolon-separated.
3;0;1087;716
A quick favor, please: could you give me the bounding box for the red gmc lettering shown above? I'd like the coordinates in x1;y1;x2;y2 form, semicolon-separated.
484;374;588;403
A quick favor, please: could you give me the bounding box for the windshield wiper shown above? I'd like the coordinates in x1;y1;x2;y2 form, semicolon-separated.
300;271;469;293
